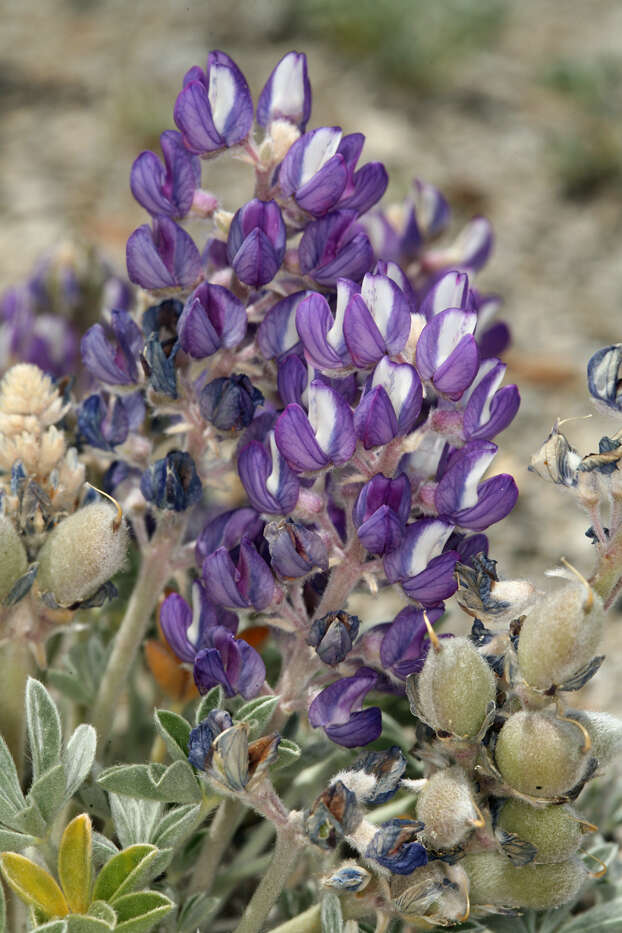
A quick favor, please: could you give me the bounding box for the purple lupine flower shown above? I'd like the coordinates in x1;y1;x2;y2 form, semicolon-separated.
462;359;520;441
447;530;489;566
78;391;145;451
238;433;300;514
384;519;459;606
256;51;312;131
277;354;308;406
196;507;264;564
188;710;233;770
202;535;275;611
194;627;266;698
425;216;493;274
265;520;328;579
373;260;417;311
366;820;427;874
126;216;202;291
355;357;423;449
343;272;411;368
353;473;411;556
160;585;238;663
379;606;444;679
298;211;374;286
140;449;203;511
275;379;356;472
415;306;479;400
227;199;286;287
199;374;264;431
587;344;622;413
130;130;201;219
174;50;253;155
81;309;143;386
308;668;381;748
411;177;451;240
418;269;471;320
336;133;388;216
295;278;358;371
278;126;348;215
307;610;360;666
256;291;313;360
349;746;407;805
178;282;246;358
434;441;518;531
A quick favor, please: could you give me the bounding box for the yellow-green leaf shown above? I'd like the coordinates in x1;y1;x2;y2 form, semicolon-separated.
0;852;68;918
92;845;157;904
58;814;93;914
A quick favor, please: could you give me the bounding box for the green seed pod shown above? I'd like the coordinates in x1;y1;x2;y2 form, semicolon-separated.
568;710;622;770
495;711;589;798
0;516;28;603
417;766;481;850
37;503;128;607
414;636;496;738
462;852;587;909
497;799;582;863
517;579;604;690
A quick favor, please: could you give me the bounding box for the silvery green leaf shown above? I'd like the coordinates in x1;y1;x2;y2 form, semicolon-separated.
0;871;5;933
321;892;343;933
87;902;117;925
65;917;115;932
154;709;190;762
560;900;622;932
47;669;91;706
26;678;62;781
272;737;301;770
63;725;96;799
235;695;280;738
31;923;67;933
152;804;203;850
92;844;160;903
195;686;223;724
112;890;174;932
28;763;67;825
92;832;119;869
177;892;219;932
5;797;47;837
97;761;201;804
0;828;38;853
0;733;26;823
109;794;163;848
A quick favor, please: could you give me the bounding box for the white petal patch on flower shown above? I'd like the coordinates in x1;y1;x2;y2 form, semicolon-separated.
406;521;454;577
449;217;491;265
209;63;236;135
308;382;338;454
300;127;341;186
434;310;477;368
328;279;355;353
372;357;414;418
270;53;305;120
186;580;203;649
429;271;468;317
265;432;283;497
456;447;497;511
361;274;396;339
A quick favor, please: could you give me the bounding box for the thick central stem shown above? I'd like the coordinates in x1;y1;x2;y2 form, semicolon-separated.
232;829;302;933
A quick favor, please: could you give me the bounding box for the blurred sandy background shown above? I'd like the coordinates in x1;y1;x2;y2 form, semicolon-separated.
2;0;622;709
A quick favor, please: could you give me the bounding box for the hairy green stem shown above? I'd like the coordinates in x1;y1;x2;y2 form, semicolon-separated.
232;830;301;933
268;898;372;933
189;796;245;896
313;536;365;621
92;517;182;755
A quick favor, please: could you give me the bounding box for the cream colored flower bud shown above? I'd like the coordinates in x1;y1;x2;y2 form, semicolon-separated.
495;711;590;798
0;516;28;603
37;503;128;607
414;636;496;738
497;799;582;863
517;580;604;690
416;766;481;850
462;852;587;909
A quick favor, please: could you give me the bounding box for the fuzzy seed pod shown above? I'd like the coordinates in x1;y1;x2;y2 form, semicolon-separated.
416;765;481;850
497;799;582;863
517;580;604;690
462;852;587;909
37;503;128;607
568;710;622;770
413;636;496;738
495;711;590;798
0;516;28;603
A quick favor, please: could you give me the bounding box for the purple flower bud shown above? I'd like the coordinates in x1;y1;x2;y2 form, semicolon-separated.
238;434;300;514
415;307;479;400
373;260;417;310
462;359;520;441
306;781;360;849
130;130;200;219
142;331;179;398
202;536;275;610
199;374;263;431
126;216;201;291
309;668;381;748
336;133;388;215
299;211;374;286
435;440;518;531
366;819;427;874
277;353;307;406
419;269;471;320
347;746;407;805
426;217;493;273
279;127;348;215
78;392;144;450
178;282;246;359
478;320;511;359
174;50;253;155
353;473;411;555
188;710;233;770
256;291;313;360
307;610;360;665
369;357;423;435
343;273;411;368
265;519;328;578
354;385;399;449
380;606;444;679
295;290;350;371
275;380;356;472
196;507;264;563
588;344;622;413
384;519;459;607
140;449;202;511
81;309;143;385
227;199;286;287
160;585;238;664
194;627;266;698
412;178;451;239
447;531;489;566
257;51;312;130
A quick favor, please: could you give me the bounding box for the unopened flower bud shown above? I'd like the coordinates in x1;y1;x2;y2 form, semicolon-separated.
497;799;582;864
0;516;28;603
517;578;604;691
411;636;496;738
416;766;481;850
307;610;360;666
37;503;128;607
495;711;590;798
199;374;263;431
462;852;587;910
